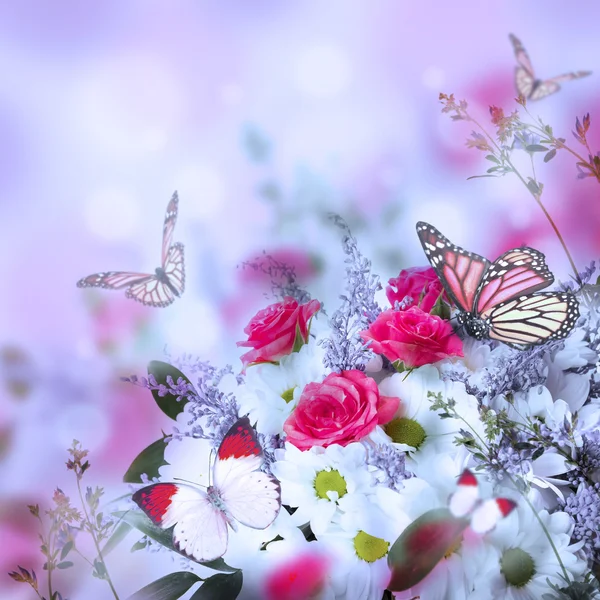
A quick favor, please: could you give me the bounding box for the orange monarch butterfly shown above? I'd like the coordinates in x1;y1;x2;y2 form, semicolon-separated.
510;33;591;101
416;222;579;348
77;191;185;308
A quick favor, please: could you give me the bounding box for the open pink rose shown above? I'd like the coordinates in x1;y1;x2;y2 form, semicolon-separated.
386;266;449;313
237;297;320;369
283;370;399;450
360;306;463;368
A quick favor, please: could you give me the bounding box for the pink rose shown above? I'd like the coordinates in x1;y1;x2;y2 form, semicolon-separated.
237;297;320;369
360;306;463;368
263;552;330;600
283;370;399;450
386;266;449;313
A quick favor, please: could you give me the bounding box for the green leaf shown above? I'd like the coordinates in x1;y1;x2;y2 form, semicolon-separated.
102;521;133;556
126;572;201;600
131;538;149;553
147;361;196;420
114;511;238;573
387;508;469;592
189;572;243;600
543;149;557;163
57;561;74;570
291;323;306;353
484;154;500;164
525;144;549;153
123;437;168;483
60;541;73;560
466;174;498;180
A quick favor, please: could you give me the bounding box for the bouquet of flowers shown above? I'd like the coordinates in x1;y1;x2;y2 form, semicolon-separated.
11;94;600;600
61;206;592;600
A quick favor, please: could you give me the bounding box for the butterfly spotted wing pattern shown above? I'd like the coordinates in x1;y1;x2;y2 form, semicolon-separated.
416;222;490;312
510;33;591;101
416;222;579;348
77;191;185;307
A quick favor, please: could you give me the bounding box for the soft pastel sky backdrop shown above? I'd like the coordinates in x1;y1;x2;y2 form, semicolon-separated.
1;2;599;597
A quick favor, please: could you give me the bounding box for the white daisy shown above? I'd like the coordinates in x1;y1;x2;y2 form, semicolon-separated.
391;454;503;600
271;442;374;535
237;339;329;435
319;488;410;600
376;365;484;476
485;505;587;600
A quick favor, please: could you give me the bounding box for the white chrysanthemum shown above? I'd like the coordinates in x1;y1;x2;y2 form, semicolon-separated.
485;505;587;599
375;365;484;476
319;488;411;600
237;339;329;435
392;454;504;600
271;442;374;535
551;327;597;371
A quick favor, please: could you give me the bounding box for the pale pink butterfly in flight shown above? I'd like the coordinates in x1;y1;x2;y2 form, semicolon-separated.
510;33;591;101
449;469;517;534
132;417;281;563
76;191;185;308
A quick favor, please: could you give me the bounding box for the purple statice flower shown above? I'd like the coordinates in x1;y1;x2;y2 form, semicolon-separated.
479;433;535;483
558;260;596;292
320;215;382;372
170;363;241;449
366;444;412;491
258;433;285;476
241;252;312;304
563;481;600;560
481;343;558;401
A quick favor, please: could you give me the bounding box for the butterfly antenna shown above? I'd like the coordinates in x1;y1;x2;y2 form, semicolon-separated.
173;477;208;490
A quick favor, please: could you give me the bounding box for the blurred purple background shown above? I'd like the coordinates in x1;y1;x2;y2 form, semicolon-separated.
1;2;599;597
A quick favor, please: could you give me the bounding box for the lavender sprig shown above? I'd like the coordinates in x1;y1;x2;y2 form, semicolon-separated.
241;252;311;304
320;215;382;372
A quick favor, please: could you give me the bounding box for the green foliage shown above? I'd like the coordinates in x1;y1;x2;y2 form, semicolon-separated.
123;436;168;483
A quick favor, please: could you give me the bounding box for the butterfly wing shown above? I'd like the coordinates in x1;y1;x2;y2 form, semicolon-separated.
509;33;536;98
125;277;175;307
476;247;554;317
509;34;534;75
530;71;592;101
487;292;579;347
213;417;281;529
76;271;154;290
133;482;229;562
416;222;490;313
448;469;479;519
470;498;517;534
162;191;179;266
163;241;185;295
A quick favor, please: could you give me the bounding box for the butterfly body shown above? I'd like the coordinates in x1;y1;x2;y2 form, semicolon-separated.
510;33;591;101
77;192;185;308
416;222;579;348
456;311;489;340
133;417;281;563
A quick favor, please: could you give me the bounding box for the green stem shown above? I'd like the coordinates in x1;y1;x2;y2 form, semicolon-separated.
467;113;582;285
450;410;570;581
76;480;120;600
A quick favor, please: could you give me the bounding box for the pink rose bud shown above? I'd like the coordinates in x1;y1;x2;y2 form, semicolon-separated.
386;266;449;313
284;370;399;450
237;297;320;370
360;306;463;368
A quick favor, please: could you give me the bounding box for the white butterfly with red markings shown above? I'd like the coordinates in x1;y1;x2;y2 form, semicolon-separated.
77;191;185;308
510;33;591;101
449;469;517;534
132;417;281;563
